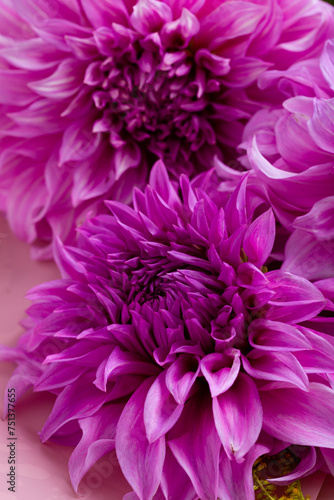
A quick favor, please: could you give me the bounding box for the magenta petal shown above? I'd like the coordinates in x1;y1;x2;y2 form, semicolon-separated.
59;120;101;164
165;353;200;404
242;208;275;267
270;447;317;485
130;0;172;35
69;404;123;491
266;271;326;323
7;168;49;243
95;347;160;391
161;448;196;500
321;39;334;91
0;69;36;106
248;319;312;351
293;197;334;242
293;350;334;374
242;350;309;391
113;142;142;181
261;383;334;447
212;373;262;462
308;98;334;155
116;379;165;500
143;371;184;443
196;1;266;53
169;397;220;500
224;173;248;233
0;38;62;70
40;374;110;442
161;8;200;48
11;0;81;26
80;0;129;28
28;59;85;100
201;349;240;397
282;229;334;281
218;439;271;500
322;448;334;476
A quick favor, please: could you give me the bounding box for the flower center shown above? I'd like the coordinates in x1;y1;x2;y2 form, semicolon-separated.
85;34;227;170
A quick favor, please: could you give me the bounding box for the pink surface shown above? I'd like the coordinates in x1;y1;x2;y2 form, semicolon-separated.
0;216;333;500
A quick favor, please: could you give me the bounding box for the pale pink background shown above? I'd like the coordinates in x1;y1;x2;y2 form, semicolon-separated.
0;216;333;500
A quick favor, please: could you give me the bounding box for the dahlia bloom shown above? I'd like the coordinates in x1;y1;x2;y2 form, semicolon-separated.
3;163;334;500
281;196;334;282
238;36;334;230
0;0;333;257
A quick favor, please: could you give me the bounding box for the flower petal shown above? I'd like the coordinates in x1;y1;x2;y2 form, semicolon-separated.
261;383;334;447
282;230;334;281
266;270;326;323
80;0;129;28
242;350;309;391
130;0;173;35
201;349;240;397
69;404;123;491
213;373;262;462
28;59;86;100
169;396;220;500
165;353;200;404
143;371;184;443
116;379;166;500
248;319;312;351
243;208;275;267
40;374;110;442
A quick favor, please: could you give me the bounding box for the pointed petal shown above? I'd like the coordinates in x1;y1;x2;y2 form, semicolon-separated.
144;371;184;443
130;0;172;35
161;448;196;500
69;404;123;491
213;373;262;462
201;349;240;398
242;350;309;391
261;383;334;447
95;347;160;391
80;0;129;28
270;447;317;485
165;354;200;404
282;230;334;282
0;38;62;70
243;209;275;267
169;396;220;500
249;319;312;351
266;271;326;323
116;379;165;500
40;374;109;442
218;438;272;500
28;59;85;100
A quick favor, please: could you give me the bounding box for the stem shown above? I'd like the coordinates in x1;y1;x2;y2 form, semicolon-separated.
255;477;277;500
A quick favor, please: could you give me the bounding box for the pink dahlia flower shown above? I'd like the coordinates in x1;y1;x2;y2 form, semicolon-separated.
238;36;334;230
0;0;333;258
281;196;334;282
2;163;334;499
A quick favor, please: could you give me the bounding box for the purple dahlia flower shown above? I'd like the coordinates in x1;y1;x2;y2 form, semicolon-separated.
235;36;334;230
0;0;333;258
3;163;334;500
281;196;334;282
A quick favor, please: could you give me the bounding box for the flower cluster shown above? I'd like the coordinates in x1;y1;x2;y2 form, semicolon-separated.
0;0;333;257
1;1;334;499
